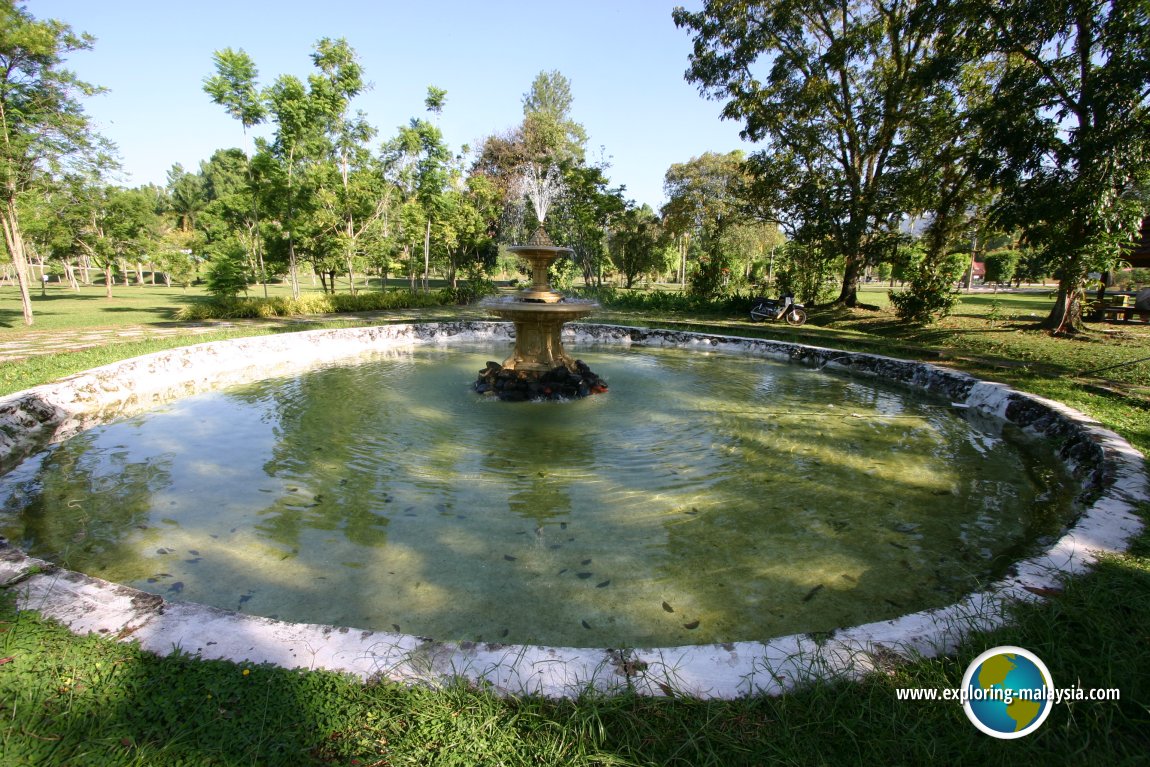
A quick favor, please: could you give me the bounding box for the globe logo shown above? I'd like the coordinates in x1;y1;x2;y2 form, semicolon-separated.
961;646;1054;738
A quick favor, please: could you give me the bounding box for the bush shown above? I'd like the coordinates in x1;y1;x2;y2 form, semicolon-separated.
983;250;1020;285
204;246;251;299
889;251;967;323
438;274;499;305
175;289;451;321
770;241;842;305
573;285;749;316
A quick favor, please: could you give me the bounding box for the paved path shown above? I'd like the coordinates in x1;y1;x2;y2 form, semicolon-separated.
0;318;319;363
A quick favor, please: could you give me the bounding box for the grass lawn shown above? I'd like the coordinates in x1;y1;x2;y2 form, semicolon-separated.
1;283;209;331
1;283;1148;765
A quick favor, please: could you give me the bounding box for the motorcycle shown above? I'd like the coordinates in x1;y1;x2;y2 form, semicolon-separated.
749;294;807;326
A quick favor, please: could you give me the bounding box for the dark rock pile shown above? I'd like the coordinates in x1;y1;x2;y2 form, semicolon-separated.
474;360;608;401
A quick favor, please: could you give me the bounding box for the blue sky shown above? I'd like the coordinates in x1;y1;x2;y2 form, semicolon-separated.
37;0;753;211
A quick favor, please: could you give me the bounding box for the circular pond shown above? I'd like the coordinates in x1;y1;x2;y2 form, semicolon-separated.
0;322;1144;698
0;342;1076;648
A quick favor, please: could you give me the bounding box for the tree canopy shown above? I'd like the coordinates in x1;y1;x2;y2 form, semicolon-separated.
675;0;1150;327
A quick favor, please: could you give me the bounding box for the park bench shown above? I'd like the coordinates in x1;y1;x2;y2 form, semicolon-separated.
1100;294;1149;324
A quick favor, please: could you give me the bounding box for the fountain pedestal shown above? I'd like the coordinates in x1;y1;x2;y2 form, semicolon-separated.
476;229;606;400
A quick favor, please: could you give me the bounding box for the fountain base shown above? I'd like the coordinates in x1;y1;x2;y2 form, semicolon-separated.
474;359;608;401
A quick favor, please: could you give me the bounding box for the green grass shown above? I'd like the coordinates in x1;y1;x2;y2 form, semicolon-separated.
4;547;1148;765
1;284;208;331
1;282;1149;765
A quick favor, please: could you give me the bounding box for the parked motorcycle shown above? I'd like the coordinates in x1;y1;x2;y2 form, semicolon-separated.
749;294;807;326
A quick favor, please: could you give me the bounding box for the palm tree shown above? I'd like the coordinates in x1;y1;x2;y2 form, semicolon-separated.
166;164;207;232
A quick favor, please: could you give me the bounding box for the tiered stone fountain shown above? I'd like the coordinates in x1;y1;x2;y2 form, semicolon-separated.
474;227;606;400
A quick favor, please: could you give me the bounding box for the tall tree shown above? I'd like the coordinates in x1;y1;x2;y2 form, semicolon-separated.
965;0;1150;332
674;0;955;307
1;2;107;324
521;70;587;166
166;163;206;232
203;48;272;295
199;148;263;287
889;55;996;323
609;204;664;289
203;48;266;133
662;151;752;296
383;112;450;293
262;73;313;292
548;163;626;287
309;38;375;293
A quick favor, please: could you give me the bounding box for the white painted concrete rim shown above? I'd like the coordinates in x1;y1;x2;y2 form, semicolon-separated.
0;321;1145;699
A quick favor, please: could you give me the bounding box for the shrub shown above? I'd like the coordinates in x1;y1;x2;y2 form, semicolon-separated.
574;285;748;316
175;289;451;321
438;275;499;305
204;245;251;299
983;250;1020;285
889;251;967;323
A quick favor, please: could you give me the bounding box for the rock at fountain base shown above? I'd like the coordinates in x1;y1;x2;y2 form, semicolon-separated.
474;360;608;401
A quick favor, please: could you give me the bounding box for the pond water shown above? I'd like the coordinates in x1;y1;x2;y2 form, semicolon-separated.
0;343;1076;647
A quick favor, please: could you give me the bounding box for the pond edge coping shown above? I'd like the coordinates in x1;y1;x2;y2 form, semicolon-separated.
0;321;1144;699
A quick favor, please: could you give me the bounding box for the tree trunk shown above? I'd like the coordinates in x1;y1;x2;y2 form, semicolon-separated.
423;218;431;293
1042;283;1086;333
1;198;35;325
256;247;268;299
835;254;864;306
64;261;79;291
104;265;114;298
964;232;978;291
1092;274;1110;322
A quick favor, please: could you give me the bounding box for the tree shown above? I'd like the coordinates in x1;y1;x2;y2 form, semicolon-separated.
892;52;998;321
521;70;587;166
199;148;267;289
674;0;957;307
203;48;267;132
72;183;157;298
1;2;108;325
204;47;272;296
549;163;626;287
308;38;376;294
662;151;752;298
383;114;451;293
609;205;664;289
965;0;1150;332
983;249;1019;287
166;163;206;232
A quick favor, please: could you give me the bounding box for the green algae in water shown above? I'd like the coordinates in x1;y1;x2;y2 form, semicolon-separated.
0;343;1078;647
